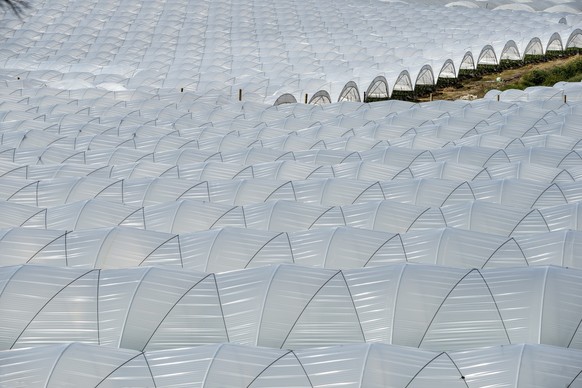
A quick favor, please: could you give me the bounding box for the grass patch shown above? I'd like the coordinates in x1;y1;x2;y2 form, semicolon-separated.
368;50;582;102
501;55;582;90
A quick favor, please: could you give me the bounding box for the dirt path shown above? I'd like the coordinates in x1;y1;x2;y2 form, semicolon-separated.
418;54;581;102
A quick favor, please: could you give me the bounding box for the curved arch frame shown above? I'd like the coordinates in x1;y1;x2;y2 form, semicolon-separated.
460;51;475;71
546;32;564;52
500;40;520;61
524;37;544;56
338;81;361;102
566;29;582;49
477;45;498;66
273;93;297;106
308;90;331;105
415;64;435;87
393;70;413;92
365;76;389;100
438;59;457;79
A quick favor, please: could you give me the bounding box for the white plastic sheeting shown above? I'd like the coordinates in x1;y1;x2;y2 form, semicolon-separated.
1;227;582;271
3;195;582;234
0;176;582;207
0;82;581;385
1;0;582;384
30;199;582;234
0;343;581;387
4;160;582;182
3;90;582;166
3;145;582;169
1;264;582;351
0;0;581;102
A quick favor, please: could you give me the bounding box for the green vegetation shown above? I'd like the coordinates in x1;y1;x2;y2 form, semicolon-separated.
500;55;582;90
365;50;582;102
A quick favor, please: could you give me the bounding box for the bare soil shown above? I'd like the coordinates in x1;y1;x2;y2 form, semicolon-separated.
417;54;581;102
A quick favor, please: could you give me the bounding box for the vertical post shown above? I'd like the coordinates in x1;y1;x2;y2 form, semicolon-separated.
238;89;242;102
496;94;500;102
304;94;308;104
180;87;184;93
363;92;367;103
564;94;567;104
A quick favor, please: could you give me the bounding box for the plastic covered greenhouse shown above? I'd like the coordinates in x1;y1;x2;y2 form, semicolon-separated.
1;0;582;386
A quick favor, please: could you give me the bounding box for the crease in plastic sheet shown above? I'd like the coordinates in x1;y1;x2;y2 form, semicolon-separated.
2;176;582;209
0;264;582;351
1;343;582;387
10;160;582;182
0;226;580;270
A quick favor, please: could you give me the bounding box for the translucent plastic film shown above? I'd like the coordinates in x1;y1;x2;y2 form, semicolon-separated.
2;227;582;270
1;264;582;351
0;343;581;388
